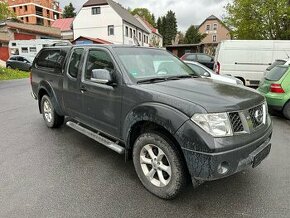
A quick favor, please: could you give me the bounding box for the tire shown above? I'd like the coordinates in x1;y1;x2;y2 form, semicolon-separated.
41;95;64;128
6;65;12;69
133;132;188;199
283;101;290;120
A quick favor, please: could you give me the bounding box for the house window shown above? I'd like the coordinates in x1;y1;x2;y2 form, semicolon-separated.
206;24;210;31
133;30;136;37
25;17;29;22
13;8;16;13
213;23;218;31
24;5;28;11
29;47;37;52
139;32;141;41
130;28;132;38
92;7;101;15
125;26;128;37
213;35;217;42
108;25;114;36
20;6;22;9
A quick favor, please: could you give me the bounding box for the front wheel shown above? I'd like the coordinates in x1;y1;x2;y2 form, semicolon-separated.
41;95;64;128
133;132;188;199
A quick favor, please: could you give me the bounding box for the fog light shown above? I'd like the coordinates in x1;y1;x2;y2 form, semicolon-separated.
217;161;229;175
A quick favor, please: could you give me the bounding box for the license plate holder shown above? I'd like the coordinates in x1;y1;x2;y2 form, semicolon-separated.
252;143;271;168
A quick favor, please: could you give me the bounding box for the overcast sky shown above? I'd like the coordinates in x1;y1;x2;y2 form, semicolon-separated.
60;0;231;32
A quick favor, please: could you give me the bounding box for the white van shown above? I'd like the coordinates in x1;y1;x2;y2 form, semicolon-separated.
9;39;71;61
214;40;290;86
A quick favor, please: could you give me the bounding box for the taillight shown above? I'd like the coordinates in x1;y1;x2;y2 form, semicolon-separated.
214;62;220;74
270;84;284;93
180;55;185;60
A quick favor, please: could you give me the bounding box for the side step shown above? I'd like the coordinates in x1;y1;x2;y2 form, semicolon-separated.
66;121;125;155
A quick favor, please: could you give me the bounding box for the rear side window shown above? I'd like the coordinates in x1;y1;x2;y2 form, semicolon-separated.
10;56;17;61
197;54;212;62
68;48;84;78
266;60;287;71
265;66;288;81
36;49;65;70
185;54;196;61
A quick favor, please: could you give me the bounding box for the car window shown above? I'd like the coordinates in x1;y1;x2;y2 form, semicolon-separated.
85;49;115;81
17;56;24;62
188;64;209;76
10;56;17;61
265;66;289;81
185;54;196;61
197;54;212;62
36;49;65;70
115;48;198;81
266;60;287;71
68;48;84;78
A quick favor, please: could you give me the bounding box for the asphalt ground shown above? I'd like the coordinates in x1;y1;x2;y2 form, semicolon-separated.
0;79;289;217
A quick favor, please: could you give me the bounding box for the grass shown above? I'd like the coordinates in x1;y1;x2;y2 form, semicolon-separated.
0;67;29;81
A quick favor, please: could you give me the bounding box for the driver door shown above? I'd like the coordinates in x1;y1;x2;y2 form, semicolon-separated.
80;48;123;138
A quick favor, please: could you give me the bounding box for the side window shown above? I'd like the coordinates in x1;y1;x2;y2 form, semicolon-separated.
17;56;24;62
85;50;115;81
188;64;208;76
36;49;64;70
197;54;212;62
186;54;196;61
68;48;84;78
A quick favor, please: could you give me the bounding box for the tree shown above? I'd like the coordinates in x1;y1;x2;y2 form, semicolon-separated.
224;0;290;40
163;10;178;46
131;8;156;27
177;31;185;44
62;3;76;18
184;25;206;44
0;2;14;20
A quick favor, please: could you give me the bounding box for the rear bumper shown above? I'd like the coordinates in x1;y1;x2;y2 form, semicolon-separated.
175;118;273;181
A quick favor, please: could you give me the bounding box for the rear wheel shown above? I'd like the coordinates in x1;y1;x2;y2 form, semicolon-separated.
133;132;188;199
283;101;290;120
41;95;64;128
6;65;12;69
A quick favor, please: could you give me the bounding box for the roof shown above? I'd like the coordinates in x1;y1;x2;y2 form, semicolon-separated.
51;18;74;32
73;36;112;44
82;0;149;33
4;21;61;37
83;0;108;7
107;0;148;33
135;15;162;37
206;15;218;20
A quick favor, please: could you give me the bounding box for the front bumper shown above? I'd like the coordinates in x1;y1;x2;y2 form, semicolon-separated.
175;118;273;181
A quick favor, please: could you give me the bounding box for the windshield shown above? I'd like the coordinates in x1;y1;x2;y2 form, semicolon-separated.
114;48;199;81
266;60;286;71
265;65;289;81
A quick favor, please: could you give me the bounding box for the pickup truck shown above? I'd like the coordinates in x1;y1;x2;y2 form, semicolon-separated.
31;45;273;199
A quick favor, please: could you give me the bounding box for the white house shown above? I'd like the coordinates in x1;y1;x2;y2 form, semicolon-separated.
135;15;163;48
73;0;150;46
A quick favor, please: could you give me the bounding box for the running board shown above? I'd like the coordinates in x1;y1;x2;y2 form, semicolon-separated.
66;121;125;154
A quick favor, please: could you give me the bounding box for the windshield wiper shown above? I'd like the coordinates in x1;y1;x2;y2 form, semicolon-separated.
137;77;168;84
167;75;199;80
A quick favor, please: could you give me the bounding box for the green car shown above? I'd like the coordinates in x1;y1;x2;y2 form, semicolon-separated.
258;63;290;119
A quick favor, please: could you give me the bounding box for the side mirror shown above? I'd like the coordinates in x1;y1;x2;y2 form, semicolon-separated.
91;69;114;85
203;72;211;77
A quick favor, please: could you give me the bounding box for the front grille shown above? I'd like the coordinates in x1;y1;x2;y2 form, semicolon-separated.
229;112;244;132
248;104;264;128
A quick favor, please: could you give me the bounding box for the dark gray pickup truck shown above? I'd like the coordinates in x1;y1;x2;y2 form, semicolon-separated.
31;45;272;199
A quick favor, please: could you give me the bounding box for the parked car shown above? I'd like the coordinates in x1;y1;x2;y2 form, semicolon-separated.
264;58;290;76
184;61;244;85
258;63;290;119
181;53;214;69
214;40;290;87
31;45;272;199
6;55;33;71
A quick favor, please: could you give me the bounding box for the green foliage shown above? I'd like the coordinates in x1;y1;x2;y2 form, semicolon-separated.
224;0;290;40
131;8;156;27
157;10;178;46
184;25;206;44
62;3;76;18
0;2;15;20
0;67;29;80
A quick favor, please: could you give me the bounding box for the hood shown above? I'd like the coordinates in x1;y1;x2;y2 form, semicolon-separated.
140;78;264;113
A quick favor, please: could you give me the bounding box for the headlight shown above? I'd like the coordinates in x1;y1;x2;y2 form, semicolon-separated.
191;113;233;137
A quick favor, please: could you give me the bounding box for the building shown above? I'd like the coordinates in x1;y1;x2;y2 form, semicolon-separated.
0;20;61;61
73;0;150;46
6;0;62;27
135;15;163;47
198;15;231;55
51;18;74;41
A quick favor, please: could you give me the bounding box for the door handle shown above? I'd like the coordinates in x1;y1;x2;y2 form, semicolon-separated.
80;86;87;93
